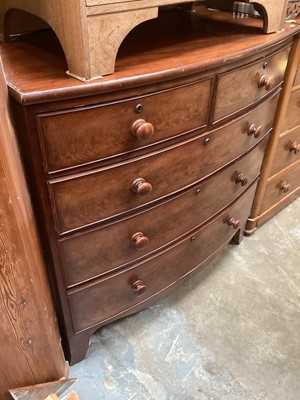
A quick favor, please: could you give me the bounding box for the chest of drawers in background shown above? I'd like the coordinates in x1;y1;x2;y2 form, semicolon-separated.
246;33;300;233
1;10;299;364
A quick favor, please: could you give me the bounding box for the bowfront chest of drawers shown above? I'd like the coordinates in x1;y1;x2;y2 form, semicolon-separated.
1;10;299;364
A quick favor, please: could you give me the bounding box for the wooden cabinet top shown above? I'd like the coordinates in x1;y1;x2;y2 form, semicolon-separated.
1;8;299;104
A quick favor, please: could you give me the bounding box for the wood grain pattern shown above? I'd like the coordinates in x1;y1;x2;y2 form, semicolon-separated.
213;45;290;121
49;92;278;233
2;9;298;365
0;7;298;102
59;138;267;287
68;183;258;333
38;78;211;172
0;58;66;399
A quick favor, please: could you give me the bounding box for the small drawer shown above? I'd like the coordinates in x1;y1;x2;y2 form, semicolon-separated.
281;87;300;132
270;126;300;176
213;45;290;122
38;79;212;172
50;92;278;234
261;161;300;213
67;183;257;333
60;139;266;287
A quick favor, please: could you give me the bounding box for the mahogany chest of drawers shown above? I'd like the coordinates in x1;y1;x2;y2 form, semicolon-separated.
1;10;299;364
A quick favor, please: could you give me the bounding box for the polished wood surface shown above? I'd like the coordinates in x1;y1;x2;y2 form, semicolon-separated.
0;1;288;80
0;9;298;105
213;45;290;121
37;78;211;172
49;93;277;233
68;183;257;333
0;58;66;399
2;10;298;364
60;139;267;287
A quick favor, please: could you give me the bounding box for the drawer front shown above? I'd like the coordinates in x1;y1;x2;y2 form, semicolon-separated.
60;139;266;287
50;92;278;233
261;161;300;213
68;183;257;332
38;79;212;172
270;126;300;176
281;87;300;132
213;46;289;122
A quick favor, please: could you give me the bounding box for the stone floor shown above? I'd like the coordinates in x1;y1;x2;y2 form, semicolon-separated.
67;197;300;400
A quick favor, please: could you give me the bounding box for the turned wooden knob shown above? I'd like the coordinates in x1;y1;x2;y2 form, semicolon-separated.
131;178;153;197
248;124;262;138
227;217;240;229
280;181;291;193
131;119;154;141
258;74;275;90
131;279;147;296
289;141;300;154
235;173;249;186
131;232;149;250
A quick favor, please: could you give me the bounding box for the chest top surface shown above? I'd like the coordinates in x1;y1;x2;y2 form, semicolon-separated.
1;8;299;105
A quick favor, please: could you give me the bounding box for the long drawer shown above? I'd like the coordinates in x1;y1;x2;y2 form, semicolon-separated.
38;78;212;173
67;183;257;332
60;139;267;287
270;126;300;176
50;92;279;234
261;161;300;213
213;45;290;122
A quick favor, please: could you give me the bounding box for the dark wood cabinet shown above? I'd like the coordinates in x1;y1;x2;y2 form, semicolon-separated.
1;9;299;364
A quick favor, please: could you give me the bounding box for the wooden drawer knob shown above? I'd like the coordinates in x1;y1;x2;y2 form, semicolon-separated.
235;173;249;186
131;279;147;296
131;119;154;141
258;74;275;90
131;232;149;250
248;124;262;138
227;217;240;229
280;181;291;193
131;178;152;197
289;141;300;154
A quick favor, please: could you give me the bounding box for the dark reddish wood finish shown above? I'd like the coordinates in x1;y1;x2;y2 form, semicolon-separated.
37;78;211;172
49;93;279;234
213;45;290;122
60;138;267;287
68;183;257;333
1;9;298;365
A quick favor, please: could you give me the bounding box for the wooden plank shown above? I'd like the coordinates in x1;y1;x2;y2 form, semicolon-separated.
0;56;67;399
